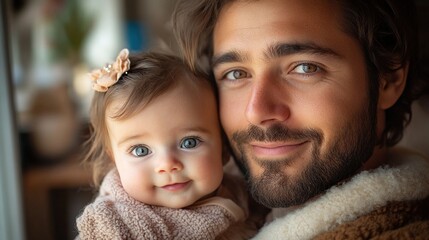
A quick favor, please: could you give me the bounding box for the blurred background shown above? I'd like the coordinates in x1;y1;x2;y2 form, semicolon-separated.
0;0;428;240
2;0;180;239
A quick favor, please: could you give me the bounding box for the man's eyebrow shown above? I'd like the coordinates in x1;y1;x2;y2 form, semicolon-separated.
211;51;247;69
266;42;343;59
212;42;342;69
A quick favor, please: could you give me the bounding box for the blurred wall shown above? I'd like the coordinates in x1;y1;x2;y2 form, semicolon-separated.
398;3;429;157
8;0;178;239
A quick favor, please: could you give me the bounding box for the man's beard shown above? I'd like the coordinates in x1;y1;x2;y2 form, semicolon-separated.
230;104;377;208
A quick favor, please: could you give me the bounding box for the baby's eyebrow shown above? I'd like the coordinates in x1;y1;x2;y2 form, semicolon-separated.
117;133;147;147
179;126;211;135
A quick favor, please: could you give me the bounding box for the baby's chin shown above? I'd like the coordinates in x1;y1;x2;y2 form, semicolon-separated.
157;197;201;209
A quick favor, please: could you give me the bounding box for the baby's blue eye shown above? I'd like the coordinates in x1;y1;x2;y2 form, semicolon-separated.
131;145;151;157
180;137;201;149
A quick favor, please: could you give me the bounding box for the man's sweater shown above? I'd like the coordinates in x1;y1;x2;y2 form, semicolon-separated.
253;147;429;239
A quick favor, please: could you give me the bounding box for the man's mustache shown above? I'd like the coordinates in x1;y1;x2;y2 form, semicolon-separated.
232;124;323;144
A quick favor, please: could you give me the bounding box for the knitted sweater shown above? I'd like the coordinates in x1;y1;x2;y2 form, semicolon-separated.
253;147;429;239
76;170;257;240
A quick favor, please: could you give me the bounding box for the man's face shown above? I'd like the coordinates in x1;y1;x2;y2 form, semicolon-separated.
212;0;377;207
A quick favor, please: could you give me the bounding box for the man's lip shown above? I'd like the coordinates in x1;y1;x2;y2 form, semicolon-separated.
161;181;191;191
250;141;308;157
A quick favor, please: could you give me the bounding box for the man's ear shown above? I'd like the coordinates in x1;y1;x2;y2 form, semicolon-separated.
378;64;408;110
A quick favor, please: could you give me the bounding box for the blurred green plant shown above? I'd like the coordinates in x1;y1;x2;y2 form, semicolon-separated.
48;0;94;63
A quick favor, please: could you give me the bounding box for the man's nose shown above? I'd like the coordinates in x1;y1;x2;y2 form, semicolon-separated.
245;74;291;126
154;154;183;173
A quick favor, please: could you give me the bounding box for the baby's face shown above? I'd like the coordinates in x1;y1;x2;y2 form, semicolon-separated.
106;80;224;208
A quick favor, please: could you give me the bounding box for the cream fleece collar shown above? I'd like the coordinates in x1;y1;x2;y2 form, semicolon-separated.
253;147;429;240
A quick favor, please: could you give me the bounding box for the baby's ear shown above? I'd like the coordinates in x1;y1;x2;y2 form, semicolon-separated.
106;148;115;162
378;64;408;110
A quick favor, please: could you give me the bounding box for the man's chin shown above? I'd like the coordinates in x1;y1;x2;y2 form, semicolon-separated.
248;174;314;208
245;156;330;208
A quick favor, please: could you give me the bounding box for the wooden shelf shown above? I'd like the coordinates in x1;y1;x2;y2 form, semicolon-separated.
23;157;92;240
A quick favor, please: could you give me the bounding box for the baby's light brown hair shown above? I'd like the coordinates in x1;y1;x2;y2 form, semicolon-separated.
84;52;219;187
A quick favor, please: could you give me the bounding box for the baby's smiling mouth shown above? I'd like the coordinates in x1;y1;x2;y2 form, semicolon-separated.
161;181;191;191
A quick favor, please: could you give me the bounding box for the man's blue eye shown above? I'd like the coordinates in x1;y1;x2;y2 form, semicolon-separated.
293;63;320;74
180;137;201;149
131;145;151;157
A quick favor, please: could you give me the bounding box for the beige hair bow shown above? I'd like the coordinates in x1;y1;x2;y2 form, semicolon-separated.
89;48;131;92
